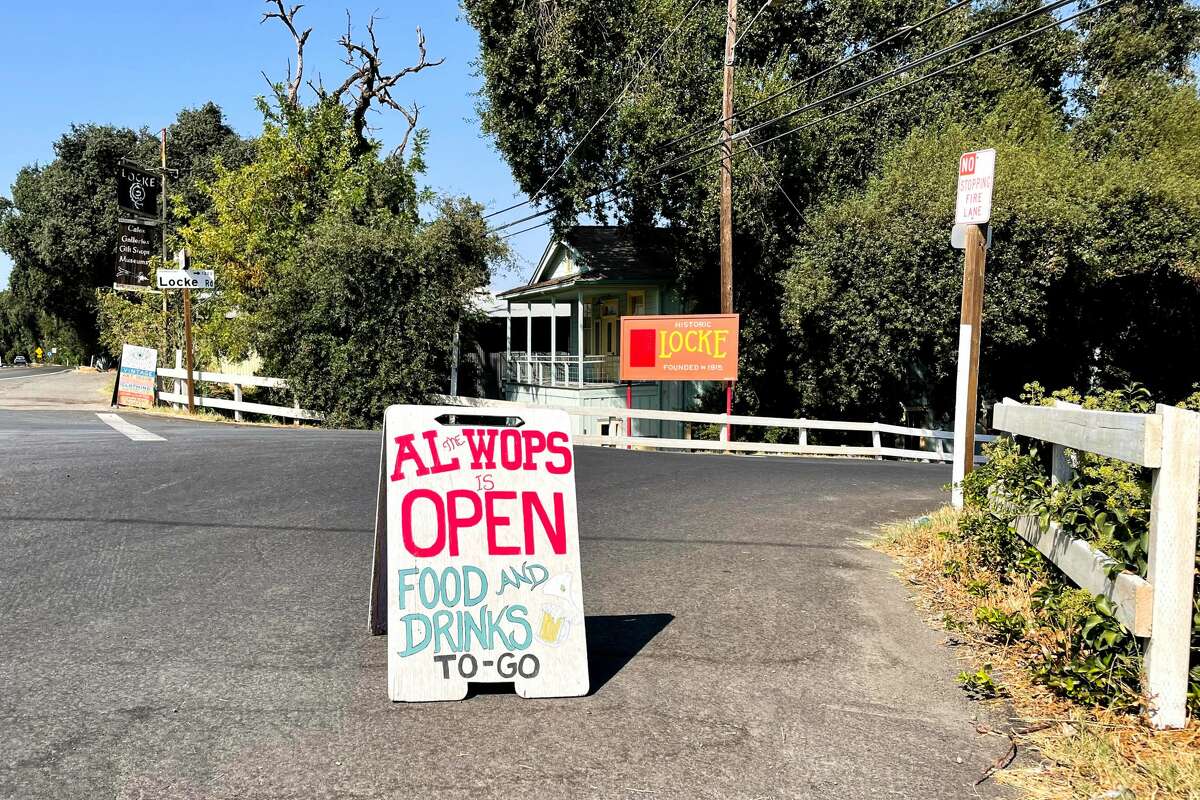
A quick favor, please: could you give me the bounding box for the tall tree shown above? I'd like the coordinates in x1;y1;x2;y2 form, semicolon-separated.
176;4;506;424
465;1;1077;413
466;0;1199;419
0;105;249;355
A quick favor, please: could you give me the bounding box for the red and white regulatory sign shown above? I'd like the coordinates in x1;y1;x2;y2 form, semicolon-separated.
955;148;996;225
369;405;589;702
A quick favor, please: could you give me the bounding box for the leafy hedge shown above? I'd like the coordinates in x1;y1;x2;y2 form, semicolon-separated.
959;383;1200;714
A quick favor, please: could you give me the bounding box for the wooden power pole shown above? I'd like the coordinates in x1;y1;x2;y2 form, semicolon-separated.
719;0;737;316
160;129;169;361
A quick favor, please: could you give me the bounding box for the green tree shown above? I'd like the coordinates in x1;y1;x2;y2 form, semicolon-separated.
0;105;249;356
181;91;506;425
258;200;500;427
465;0;1077;414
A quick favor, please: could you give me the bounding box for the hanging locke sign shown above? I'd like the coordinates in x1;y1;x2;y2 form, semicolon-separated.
115;220;155;286
117;165;161;218
369;406;589;701
619;314;740;382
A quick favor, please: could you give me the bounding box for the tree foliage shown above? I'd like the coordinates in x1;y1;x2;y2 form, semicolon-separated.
180;91;504;425
466;0;1200;421
0;103;249;358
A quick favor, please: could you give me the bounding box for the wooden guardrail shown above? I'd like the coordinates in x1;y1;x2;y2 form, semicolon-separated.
434;395;994;463
157;367;322;423
993;399;1200;729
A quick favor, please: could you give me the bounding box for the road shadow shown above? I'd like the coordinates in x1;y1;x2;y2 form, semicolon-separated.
585;613;673;695
464;613;673;699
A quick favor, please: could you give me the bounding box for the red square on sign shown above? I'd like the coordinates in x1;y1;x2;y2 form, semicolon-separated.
629;328;656;368
960;153;976;176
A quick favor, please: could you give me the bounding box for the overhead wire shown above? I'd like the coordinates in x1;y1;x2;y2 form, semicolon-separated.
658;0;974;156
496;0;1102;238
483;0;707;220
488;0;972;224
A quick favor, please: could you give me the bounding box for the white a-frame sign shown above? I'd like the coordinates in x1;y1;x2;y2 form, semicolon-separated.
369;405;589;701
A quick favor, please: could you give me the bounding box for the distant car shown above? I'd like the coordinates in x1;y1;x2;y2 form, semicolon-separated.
13;355;28;367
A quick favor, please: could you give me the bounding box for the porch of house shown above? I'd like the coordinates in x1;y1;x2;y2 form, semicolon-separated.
490;291;690;438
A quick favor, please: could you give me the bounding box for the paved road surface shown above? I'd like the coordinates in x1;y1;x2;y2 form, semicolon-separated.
0;364;72;381
0;366;109;411
0;410;1011;799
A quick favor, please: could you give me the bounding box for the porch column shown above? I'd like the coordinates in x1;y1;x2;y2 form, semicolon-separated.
505;314;512;380
526;311;532;384
550;300;557;387
576;292;584;388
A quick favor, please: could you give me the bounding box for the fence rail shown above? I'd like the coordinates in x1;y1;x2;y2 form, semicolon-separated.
993;398;1200;729
435;395;994;463
157;366;322;423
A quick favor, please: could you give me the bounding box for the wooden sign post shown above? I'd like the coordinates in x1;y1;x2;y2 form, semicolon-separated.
951;149;995;508
369;405;589;701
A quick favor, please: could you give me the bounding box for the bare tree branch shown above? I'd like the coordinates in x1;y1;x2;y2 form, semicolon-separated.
261;1;312;106
332;16;445;154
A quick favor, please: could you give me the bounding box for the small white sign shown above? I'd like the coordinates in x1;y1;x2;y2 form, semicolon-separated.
369;405;590;702
157;269;215;290
955;148;995;225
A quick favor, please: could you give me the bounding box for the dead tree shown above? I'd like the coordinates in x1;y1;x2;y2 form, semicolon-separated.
261;1;311;107
262;2;444;158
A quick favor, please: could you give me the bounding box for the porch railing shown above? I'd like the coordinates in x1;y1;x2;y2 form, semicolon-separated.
502;352;621;386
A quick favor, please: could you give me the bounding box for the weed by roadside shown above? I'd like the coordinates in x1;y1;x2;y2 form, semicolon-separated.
876;509;1200;799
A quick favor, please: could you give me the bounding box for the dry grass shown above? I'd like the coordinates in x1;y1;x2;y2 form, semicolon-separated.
875;507;1200;799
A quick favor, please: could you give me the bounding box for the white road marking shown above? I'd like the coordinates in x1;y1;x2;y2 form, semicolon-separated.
0;368;72;381
96;413;166;442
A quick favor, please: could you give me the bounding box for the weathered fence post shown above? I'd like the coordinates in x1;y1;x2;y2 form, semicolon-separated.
1145;403;1200;729
172;349;183;411
233;384;243;422
872;423;882;459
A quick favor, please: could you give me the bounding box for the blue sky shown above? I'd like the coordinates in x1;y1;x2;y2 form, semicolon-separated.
0;1;547;292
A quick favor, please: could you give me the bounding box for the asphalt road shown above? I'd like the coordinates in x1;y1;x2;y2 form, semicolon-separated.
0;409;1012;799
0;364;72;381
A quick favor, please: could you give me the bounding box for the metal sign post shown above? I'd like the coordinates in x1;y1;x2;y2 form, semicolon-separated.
951;149;995;508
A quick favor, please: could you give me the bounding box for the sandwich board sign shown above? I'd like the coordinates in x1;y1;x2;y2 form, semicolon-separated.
369;405;589;701
115;344;158;409
954;148;996;225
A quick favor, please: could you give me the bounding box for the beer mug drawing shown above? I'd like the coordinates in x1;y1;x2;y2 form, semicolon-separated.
537;601;571;646
536;572;577;646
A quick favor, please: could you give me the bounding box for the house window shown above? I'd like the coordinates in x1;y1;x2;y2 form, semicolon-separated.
628;290;646;316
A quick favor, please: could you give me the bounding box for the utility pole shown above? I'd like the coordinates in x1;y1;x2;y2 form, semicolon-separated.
719;0;737;316
160;128;169;361
719;0;738;449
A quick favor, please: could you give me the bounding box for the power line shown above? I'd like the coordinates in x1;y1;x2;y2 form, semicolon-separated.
489;0;973;226
653;0;1078;176
660;1;1111;183
733;0;772;49
502;0;1109;239
483;0;706;220
656;0;974;156
491;0;1080;235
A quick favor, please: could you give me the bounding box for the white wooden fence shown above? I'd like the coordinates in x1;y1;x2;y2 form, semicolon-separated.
434;395;994;463
993;399;1200;729
157;367;322;423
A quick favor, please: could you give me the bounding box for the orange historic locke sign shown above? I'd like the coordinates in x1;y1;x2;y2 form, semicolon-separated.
369;405;589;702
619;314;739;382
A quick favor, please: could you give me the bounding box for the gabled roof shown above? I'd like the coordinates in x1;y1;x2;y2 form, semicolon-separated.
498;225;676;299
